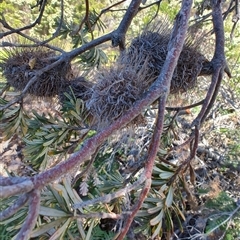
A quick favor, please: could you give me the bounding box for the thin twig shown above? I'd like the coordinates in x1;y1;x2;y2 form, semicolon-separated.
71;146;101;187
95;0;126;23
165;99;204;111
73;0;90;35
0;0;47;39
74;212;122;220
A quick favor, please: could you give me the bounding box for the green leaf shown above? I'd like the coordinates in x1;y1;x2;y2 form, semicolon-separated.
150;209;164;226
151;220;162;239
159;171;174;179
148;202;163;214
42;138;56;147
85;220;95;240
31;218;68;238
52;183;71;211
39;206;71;217
165;186;174;207
49;218;71;240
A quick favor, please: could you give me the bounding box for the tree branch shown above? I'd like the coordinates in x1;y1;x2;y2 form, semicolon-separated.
193;0;230;126
112;0;142;50
116;2;193;238
15;190;41;240
0;176;30;186
0;179;33;199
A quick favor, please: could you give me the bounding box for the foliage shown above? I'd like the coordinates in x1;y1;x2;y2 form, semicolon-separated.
0;0;239;240
204;192;240;239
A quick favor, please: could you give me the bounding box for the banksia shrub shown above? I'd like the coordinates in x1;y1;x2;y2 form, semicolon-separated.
0;47;73;97
86;23;210;128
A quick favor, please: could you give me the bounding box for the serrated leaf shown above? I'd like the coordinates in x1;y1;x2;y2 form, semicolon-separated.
24;138;44;145
62;178;83;206
39;206;70;217
165;186;174;207
172;203;186;221
144;197;163;203
136;210;150;217
58;129;69;143
151;180;166;186
76;219;86;239
150;209;164;226
35;147;49;159
9;116;21;133
48;185;69;212
21;121;28;135
75;98;82;115
153;166;163;173
165;207;173;231
44;131;58;139
3;106;20;119
158;148;168;155
52;183;71;211
1;211;26;225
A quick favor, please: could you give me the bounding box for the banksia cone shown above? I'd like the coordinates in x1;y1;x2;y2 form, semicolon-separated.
123;24;210;94
1;47;73;97
86;53;151;128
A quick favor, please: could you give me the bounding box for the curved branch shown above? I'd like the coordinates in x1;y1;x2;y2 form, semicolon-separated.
0;0;47;39
0;176;30;186
116;2;193;238
15;190;41;240
0;193;29;221
73;0;90;35
165;99;204;111
112;0;142;50
0;179;34;199
193;0;230;126
116;96;167;239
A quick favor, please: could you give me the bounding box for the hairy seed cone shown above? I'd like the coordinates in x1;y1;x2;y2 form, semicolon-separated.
1;47;73;97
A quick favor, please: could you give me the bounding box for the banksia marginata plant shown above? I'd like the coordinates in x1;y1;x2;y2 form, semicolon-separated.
0;47;74;97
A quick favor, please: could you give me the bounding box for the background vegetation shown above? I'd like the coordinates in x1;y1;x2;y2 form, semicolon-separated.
0;0;239;239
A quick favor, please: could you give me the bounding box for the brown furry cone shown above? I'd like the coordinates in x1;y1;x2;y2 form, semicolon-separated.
1;47;73;97
86;24;210;129
86;54;149;129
